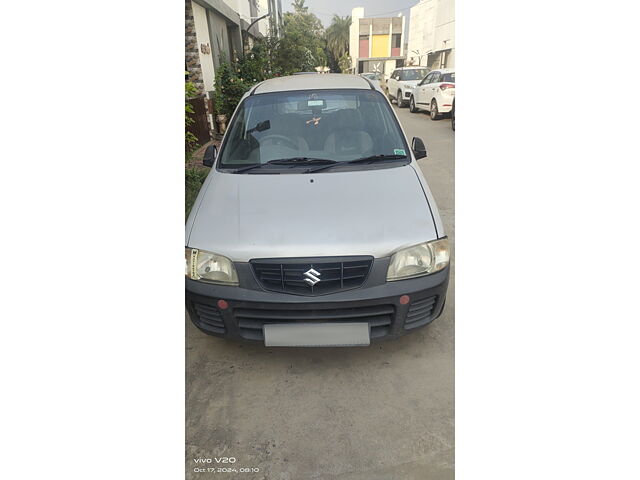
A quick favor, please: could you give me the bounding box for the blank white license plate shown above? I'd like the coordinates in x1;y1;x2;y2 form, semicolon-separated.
263;323;370;347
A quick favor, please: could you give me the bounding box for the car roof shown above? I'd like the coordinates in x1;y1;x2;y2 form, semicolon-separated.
252;74;373;94
429;68;455;73
395;66;429;70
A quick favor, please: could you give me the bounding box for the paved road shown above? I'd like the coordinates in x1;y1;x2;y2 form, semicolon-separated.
186;104;455;480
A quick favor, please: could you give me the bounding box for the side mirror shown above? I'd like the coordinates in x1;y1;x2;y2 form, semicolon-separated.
203;144;217;168
412;137;427;159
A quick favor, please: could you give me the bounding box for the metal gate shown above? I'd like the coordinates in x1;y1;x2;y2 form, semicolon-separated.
186;96;211;147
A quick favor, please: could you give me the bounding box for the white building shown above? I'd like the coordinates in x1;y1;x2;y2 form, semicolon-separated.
348;7;405;77
406;0;454;69
259;0;284;37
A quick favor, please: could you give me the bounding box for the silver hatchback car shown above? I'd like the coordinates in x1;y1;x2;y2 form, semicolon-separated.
186;74;449;346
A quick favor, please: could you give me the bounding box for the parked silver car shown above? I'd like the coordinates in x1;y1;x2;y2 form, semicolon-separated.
185;74;449;346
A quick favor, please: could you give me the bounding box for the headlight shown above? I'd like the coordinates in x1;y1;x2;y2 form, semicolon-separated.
386;238;449;281
405;85;414;89
185;248;239;285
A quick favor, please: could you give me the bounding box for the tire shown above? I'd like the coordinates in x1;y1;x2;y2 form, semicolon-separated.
397;90;407;108
409;95;418;113
430;99;440;120
451;106;455;131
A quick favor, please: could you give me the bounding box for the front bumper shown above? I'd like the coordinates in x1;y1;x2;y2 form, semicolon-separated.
186;262;449;344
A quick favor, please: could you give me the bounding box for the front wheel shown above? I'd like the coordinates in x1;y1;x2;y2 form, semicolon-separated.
430;99;440;120
409;95;418;113
397;90;407;108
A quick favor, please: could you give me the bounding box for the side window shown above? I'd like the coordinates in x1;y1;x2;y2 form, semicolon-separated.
431;73;441;83
390;70;397;80
424;73;434;84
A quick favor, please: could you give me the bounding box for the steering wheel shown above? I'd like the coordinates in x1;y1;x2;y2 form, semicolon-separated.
260;134;298;150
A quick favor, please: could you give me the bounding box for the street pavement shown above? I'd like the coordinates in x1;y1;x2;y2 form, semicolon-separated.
186;103;455;480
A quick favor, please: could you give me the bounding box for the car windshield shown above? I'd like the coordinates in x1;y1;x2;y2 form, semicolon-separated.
218;89;409;169
400;69;428;81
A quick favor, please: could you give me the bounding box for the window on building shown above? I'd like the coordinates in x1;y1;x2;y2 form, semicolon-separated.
359;35;369;58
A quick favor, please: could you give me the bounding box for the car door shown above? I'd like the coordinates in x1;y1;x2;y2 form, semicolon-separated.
417;72;434;107
386;70;396;97
426;71;441;108
415;73;429;105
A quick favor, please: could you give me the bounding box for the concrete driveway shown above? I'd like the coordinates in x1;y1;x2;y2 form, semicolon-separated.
186;103;455;480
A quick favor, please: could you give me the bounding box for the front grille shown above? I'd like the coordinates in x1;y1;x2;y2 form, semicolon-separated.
192;302;226;334
234;303;395;341
404;296;437;330
250;257;373;296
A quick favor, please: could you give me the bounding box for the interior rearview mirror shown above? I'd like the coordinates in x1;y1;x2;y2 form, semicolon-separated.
203;144;217;168
412;137;427;159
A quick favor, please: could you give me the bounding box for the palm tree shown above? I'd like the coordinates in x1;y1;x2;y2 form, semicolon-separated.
325;15;351;63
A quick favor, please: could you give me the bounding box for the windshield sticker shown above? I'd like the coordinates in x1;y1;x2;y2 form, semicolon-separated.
394;149;406;155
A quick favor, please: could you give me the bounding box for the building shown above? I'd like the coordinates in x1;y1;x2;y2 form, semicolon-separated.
348;7;406;77
259;0;283;38
186;0;282;137
406;0;454;69
185;0;282;96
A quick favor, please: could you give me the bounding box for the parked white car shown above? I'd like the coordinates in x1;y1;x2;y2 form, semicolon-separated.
386;67;430;108
409;69;455;120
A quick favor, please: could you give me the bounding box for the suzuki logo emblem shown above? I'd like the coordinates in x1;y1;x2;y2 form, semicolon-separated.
303;268;321;286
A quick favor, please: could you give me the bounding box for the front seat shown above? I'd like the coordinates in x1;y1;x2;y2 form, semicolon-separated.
323;109;374;158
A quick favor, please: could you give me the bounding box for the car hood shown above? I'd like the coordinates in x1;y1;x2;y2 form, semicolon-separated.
186;165;437;262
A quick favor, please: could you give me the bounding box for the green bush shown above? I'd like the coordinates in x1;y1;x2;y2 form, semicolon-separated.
213;62;251;119
185;77;199;154
185;167;209;218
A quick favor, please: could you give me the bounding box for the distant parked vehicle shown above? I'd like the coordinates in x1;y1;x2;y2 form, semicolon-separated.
360;72;383;82
386;67;430;108
409;69;455;120
360;72;385;93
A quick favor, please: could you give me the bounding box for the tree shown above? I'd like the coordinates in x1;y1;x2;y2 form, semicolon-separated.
292;0;308;13
276;0;327;74
325;15;351;63
338;53;352;73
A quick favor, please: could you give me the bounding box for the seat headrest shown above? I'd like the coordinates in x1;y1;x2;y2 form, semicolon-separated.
334;109;364;130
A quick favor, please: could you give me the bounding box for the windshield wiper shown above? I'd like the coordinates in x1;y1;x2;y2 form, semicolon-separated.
345;154;408;164
269;157;338;165
232;157;338;173
305;154;408;173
